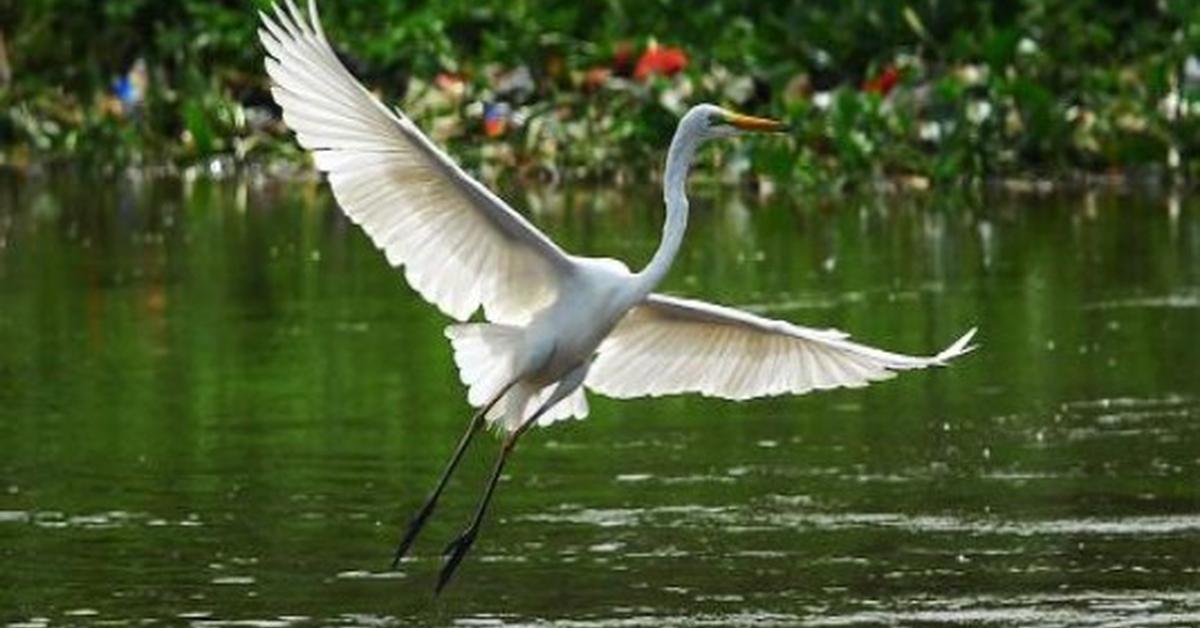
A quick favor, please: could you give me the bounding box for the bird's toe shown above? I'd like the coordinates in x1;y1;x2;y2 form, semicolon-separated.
435;530;477;594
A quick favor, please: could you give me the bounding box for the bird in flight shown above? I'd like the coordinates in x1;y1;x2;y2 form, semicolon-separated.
258;0;977;593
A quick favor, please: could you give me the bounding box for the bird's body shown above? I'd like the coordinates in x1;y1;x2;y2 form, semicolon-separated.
454;254;636;432
259;0;977;592
520;257;633;378
523;257;635;378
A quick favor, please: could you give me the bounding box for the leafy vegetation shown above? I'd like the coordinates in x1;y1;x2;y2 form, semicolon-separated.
1;0;1198;187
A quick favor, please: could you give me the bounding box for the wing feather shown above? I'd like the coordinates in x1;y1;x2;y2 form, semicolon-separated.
260;1;572;324
587;294;976;400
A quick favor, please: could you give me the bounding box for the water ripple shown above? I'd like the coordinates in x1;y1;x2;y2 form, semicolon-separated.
520;505;1200;538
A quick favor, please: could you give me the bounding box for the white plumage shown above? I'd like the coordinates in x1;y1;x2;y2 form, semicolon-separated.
260;0;570;326
259;0;979;590
590;294;975;400
259;0;976;431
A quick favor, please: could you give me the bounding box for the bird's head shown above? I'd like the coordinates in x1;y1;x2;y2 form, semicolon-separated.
684;103;790;141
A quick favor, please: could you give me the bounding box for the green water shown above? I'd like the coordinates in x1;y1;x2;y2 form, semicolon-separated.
1;173;1198;626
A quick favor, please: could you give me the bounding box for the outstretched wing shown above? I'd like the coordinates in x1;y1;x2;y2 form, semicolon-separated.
259;0;573;324
587;294;976;400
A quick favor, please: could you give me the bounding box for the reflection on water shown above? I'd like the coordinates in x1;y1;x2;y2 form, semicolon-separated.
0;173;1198;626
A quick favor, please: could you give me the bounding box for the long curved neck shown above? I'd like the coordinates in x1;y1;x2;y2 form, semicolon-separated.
633;125;702;297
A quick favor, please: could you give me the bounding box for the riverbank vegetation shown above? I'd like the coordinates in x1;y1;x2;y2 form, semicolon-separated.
1;1;1198;189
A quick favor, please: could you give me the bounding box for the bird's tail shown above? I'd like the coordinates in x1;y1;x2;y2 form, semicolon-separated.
445;323;588;432
446;323;523;419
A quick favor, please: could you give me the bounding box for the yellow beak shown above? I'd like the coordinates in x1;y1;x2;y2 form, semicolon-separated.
725;112;790;133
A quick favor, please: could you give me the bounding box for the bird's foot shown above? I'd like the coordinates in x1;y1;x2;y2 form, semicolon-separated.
435;528;478;594
390;503;435;569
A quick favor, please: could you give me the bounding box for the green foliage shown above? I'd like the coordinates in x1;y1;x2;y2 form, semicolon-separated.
0;0;1198;185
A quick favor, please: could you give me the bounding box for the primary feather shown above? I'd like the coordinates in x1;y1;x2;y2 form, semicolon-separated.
588;294;977;400
259;0;572;325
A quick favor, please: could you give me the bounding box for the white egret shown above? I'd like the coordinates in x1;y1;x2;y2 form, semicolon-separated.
258;0;977;592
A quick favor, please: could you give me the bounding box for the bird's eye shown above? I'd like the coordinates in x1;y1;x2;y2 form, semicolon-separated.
707;113;725;127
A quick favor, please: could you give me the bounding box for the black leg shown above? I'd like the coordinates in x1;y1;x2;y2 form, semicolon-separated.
435;432;515;594
434;404;548;594
390;384;512;569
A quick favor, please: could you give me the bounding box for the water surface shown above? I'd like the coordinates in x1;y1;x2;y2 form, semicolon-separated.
1;174;1198;626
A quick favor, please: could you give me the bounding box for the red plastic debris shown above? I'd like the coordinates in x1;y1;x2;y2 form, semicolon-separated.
634;44;688;82
862;65;900;96
483;102;509;138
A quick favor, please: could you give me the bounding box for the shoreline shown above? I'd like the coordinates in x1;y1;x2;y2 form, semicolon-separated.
1;159;1193;199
